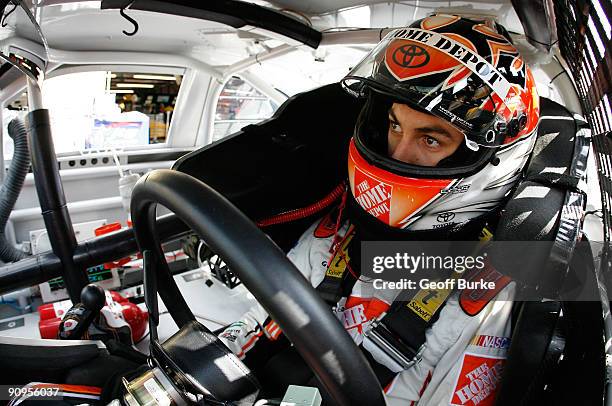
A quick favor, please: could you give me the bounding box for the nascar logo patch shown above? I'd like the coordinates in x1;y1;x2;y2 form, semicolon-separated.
471;334;511;350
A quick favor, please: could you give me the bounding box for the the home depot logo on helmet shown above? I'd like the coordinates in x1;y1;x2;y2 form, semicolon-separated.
385;27;512;100
353;167;393;224
451;353;505;406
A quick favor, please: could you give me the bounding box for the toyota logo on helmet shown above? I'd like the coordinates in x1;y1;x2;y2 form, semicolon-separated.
343;15;539;232
392;44;430;68
437;212;456;223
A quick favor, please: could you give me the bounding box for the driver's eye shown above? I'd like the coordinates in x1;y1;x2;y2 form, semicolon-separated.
424;136;440;148
389;119;401;133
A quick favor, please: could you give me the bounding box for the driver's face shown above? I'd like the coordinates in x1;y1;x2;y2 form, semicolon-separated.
387;103;464;166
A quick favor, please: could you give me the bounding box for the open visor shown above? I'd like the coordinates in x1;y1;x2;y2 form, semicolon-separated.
350;90;496;179
342;30;512;148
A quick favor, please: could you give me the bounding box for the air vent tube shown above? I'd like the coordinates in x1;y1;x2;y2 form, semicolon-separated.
0;119;30;262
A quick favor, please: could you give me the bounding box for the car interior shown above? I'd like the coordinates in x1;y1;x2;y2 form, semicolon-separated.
0;0;608;405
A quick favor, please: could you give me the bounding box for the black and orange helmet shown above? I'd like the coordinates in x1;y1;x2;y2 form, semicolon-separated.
343;15;540;231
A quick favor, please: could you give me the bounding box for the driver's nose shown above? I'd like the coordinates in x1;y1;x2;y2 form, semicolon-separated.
389;134;421;165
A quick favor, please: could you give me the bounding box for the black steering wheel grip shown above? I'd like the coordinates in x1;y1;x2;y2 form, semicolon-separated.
130;169;385;406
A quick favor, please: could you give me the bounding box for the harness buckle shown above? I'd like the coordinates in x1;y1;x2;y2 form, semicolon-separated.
363;317;424;373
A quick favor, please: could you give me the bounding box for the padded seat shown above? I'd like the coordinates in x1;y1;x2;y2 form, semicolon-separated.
495;98;603;405
0;336;107;384
0;335;144;399
0;334;105;354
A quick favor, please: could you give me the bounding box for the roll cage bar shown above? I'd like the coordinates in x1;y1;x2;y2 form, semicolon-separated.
100;0;322;49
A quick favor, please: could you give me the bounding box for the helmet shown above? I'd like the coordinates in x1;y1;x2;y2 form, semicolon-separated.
342;15;539;232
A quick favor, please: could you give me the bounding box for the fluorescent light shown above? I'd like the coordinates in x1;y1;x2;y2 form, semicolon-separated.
116;83;154;88
133;74;176;81
109;89;134;94
109;73;117;78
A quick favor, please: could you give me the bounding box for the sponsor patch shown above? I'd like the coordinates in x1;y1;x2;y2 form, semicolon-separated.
353;168;392;225
407;283;453;322
391;43;430;69
336;303;369;342
325;231;355;278
451;353;505;406
478;227;494;242
440;184;470;195
220;322;248;342
437;212;456;223
471;335;511;350
385;35;477;86
385;28;512;101
459;266;511;316
220;332;238;342
339;303;367;330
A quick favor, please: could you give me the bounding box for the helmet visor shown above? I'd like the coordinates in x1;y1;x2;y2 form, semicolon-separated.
352;91;495;179
342;29;513;148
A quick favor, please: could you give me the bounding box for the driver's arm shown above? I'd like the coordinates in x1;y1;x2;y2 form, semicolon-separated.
218;220;326;361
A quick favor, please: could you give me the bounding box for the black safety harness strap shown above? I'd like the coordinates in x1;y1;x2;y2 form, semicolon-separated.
364;278;455;371
316;222;497;374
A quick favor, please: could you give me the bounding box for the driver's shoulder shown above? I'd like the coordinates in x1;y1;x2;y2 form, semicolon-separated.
287;213;350;283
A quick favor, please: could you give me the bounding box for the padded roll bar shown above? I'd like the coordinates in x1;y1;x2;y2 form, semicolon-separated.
26;109;87;303
101;0;322;49
0;214;189;295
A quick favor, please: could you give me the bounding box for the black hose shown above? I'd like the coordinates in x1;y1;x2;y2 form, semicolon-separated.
0;119;29;262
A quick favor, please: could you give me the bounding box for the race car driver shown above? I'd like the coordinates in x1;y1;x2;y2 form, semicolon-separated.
219;15;539;406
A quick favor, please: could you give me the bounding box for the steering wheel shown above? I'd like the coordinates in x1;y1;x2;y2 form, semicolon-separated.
130;169;386;406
